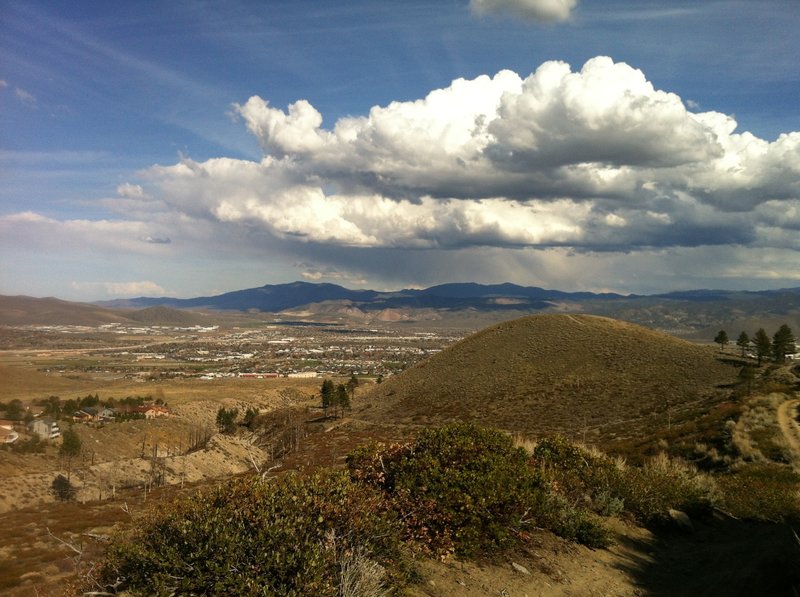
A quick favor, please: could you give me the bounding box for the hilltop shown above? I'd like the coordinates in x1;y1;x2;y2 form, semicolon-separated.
356;314;737;446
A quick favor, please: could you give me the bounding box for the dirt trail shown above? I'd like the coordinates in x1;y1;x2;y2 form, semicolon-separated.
777;397;800;471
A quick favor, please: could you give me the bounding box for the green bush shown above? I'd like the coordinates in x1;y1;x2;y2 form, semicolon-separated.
347;423;610;553
93;471;407;596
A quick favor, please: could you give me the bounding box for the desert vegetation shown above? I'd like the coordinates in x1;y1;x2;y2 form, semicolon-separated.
81;423;731;595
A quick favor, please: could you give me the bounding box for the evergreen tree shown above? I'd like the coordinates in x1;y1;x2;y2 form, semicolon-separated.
336;383;350;415
772;324;796;363
754;328;772;366
51;474;76;501
59;426;82;480
713;330;729;352
215;407;238;434
242;407;259;428
735;331;751;357
43;395;62;419
4;399;23;421
320;379;335;417
346;374;359;402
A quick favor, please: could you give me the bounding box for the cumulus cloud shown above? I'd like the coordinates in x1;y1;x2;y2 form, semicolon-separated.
470;0;579;22
9;56;800;294
131;57;799;260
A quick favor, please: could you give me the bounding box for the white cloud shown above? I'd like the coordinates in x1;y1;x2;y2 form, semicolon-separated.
71;280;166;297
14;87;37;107
8;56;800;295
130;56;795;258
0;211;174;255
117;182;146;198
470;0;579;22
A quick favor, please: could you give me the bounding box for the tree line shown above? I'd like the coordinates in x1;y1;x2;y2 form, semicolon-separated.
714;324;796;365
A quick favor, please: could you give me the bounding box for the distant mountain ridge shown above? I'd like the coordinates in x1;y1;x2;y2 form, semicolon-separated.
97;281;630;312
4;282;800;336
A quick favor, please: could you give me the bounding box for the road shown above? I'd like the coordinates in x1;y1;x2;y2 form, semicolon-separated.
777;397;800;471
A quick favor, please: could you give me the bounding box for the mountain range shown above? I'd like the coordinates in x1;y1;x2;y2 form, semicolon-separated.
97;281;628;312
3;281;800;338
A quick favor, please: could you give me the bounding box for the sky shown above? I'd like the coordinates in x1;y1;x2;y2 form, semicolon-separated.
2;0;800;301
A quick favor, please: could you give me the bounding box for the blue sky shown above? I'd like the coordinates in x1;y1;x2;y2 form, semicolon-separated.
2;0;800;300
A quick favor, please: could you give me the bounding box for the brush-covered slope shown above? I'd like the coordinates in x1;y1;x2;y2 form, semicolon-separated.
359;314;736;440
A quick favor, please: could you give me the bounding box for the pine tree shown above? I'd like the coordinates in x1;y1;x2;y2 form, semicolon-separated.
336;383;350;414
215;407;238;434
735;331;750;357
320;379;335;417
754;328;771;366
772;324;796;363
713;330;729;352
59;426;82;481
346;374;359;402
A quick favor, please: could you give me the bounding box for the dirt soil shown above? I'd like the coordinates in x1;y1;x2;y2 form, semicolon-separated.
404;513;800;597
777;397;800;471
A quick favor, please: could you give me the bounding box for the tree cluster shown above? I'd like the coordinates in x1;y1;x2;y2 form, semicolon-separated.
215;407;239;434
320;376;356;418
716;324;796;365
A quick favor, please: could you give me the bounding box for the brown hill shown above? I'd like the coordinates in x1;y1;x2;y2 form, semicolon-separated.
357;314;738;445
0;295;130;326
125;305;210;326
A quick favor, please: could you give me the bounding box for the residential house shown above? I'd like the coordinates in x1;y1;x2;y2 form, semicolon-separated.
29;418;61;441
73;407;101;423
133;404;170;419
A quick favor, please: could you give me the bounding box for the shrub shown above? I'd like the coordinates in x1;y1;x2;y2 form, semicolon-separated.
347;423;610;553
623;453;719;521
532;436;718;524
91;471;407;596
717;463;800;523
11;434;45;454
51;474;75;501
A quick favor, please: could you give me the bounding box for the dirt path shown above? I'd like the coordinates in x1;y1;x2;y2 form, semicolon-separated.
777;397;800;471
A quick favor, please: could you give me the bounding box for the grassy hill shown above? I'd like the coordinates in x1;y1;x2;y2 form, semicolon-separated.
357;314;738;446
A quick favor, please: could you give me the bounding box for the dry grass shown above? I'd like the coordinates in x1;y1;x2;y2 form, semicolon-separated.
356;314;738;449
732;393;790;463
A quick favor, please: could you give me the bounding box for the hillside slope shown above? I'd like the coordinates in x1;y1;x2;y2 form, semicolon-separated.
358;314;737;443
0;295;130;326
